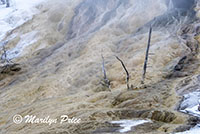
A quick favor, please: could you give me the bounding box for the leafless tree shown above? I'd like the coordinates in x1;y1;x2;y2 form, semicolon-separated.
141;26;152;84
100;54;110;88
115;56;130;90
1;45;12;64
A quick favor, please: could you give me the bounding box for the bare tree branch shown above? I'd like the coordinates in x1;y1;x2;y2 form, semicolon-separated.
101;54;107;80
1;44;12;64
101;54;110;88
115;56;130;90
1;45;7;63
141;26;152;84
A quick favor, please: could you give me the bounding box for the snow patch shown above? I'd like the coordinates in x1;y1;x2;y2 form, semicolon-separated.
110;119;151;133
7;31;39;59
0;0;46;40
181;105;200;117
178;88;200;134
180;91;200;110
175;125;200;134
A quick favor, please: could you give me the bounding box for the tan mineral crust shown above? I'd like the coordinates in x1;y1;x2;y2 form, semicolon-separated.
0;0;200;134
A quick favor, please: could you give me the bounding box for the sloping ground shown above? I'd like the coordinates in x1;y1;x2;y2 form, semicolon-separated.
0;0;200;134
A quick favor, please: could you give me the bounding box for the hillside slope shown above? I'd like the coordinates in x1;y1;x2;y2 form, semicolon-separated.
0;0;200;134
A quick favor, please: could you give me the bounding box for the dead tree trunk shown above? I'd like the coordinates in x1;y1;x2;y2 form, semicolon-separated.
1;46;8;62
101;54;110;88
115;56;130;90
1;45;12;64
141;26;152;84
102;54;107;80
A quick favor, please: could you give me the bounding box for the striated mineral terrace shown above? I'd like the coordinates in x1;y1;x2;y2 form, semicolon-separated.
0;0;200;134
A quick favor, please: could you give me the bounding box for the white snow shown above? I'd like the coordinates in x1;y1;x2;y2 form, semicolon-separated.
0;0;46;41
175;126;200;134
178;102;200;134
181;105;200;117
110;119;151;133
179;91;200;118
6;31;39;59
178;104;200;134
177;90;200;134
180;91;200;110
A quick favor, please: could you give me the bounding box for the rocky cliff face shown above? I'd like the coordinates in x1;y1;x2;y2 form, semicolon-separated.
0;0;200;134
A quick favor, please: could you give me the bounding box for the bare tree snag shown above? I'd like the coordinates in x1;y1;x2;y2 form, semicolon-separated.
1;45;8;63
101;54;110;88
101;54;107;80
1;45;12;64
115;56;130;90
141;26;152;84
